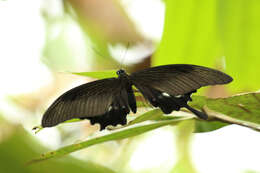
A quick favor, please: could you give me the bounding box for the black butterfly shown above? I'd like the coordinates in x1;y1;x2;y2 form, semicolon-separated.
41;64;233;130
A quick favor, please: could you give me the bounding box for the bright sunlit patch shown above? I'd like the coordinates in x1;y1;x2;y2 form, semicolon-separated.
110;0;165;66
109;43;155;65
121;0;165;40
129;128;177;172
192;125;260;173
34;127;61;149
0;0;51;96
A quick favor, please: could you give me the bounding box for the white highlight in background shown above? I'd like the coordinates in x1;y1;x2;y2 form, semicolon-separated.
129;128;177;172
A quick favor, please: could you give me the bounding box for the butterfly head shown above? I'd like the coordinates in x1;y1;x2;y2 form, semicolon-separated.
116;69;126;76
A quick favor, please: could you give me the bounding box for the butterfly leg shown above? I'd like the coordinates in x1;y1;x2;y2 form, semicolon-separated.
184;104;208;119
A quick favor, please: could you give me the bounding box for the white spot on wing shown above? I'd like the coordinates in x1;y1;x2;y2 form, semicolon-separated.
162;92;170;97
175;95;182;98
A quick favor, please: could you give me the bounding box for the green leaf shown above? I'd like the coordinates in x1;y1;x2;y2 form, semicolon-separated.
72;70;117;79
128;109;182;126
189;96;230;132
128;109;163;125
191;93;260;132
194;120;228;133
28;116;192;164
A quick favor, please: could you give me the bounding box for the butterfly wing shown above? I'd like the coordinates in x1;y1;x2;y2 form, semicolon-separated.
130;64;233;119
42;78;133;129
130;64;233;96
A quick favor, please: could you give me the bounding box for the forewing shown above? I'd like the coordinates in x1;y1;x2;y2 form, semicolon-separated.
42;78;120;127
130;64;233;96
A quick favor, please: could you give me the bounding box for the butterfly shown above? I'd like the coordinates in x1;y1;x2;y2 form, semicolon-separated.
41;64;233;130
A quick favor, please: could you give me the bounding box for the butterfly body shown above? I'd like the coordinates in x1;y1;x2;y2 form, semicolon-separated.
41;64;233;130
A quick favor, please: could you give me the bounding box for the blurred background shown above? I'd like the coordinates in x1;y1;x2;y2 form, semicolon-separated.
0;0;260;173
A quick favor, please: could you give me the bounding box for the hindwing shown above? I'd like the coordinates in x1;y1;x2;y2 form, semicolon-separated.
130;64;233;119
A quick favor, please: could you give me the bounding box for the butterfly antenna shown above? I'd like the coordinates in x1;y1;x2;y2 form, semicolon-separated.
119;42;130;69
91;46;106;58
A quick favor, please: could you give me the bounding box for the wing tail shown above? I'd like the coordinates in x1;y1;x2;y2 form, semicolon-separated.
184;104;208;120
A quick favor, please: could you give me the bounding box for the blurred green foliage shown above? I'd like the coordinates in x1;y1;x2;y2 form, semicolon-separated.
0;120;115;173
155;0;260;92
171;120;197;173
